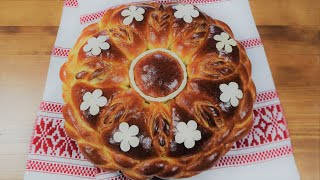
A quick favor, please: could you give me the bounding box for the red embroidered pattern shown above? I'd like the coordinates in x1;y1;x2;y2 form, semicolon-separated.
51;47;70;58
80;10;107;25
104;175;130;180
64;0;79;7
239;38;263;49
26;160;97;178
255;90;278;103
26;160;130;179
30;116;84;159
38;90;278;114
66;0;224;8
234;104;289;149
157;0;225;3
28;94;292;177
96;173;131;180
33;102;289;160
215;145;292;167
40;101;64;114
26;145;292;177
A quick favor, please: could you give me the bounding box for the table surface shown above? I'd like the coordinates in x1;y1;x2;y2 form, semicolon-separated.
0;0;319;180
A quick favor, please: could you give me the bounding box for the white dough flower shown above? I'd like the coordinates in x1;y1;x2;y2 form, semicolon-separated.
113;122;140;152
80;89;108;116
121;6;145;25
175;120;201;149
219;82;243;107
174;4;200;23
214;32;237;53
83;36;110;56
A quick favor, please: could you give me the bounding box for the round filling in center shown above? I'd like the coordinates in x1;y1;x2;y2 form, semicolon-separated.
129;48;187;102
134;52;183;97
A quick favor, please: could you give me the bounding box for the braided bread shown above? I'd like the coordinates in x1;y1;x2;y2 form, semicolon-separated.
60;2;256;179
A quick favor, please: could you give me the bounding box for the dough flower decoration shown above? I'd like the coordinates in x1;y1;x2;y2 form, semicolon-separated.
219;82;243;107
175;120;202;149
121;6;145;25
80;89;108;115
83;36;110;56
113;122;140;152
214;32;237;53
174;4;200;23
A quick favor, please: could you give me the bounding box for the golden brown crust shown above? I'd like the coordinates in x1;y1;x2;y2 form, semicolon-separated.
60;2;256;180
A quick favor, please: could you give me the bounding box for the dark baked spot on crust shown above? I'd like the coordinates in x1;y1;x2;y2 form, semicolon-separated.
153;115;170;147
137;160;166;176
199;59;236;79
195;102;223;129
78;143;108;165
158;164;181;178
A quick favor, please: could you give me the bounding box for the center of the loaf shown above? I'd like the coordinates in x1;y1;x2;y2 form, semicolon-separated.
129;48;187;102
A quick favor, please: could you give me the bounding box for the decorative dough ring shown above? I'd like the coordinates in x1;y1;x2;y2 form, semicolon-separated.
60;2;256;180
129;48;188;102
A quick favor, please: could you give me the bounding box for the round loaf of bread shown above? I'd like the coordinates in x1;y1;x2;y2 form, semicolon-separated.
60;2;256;180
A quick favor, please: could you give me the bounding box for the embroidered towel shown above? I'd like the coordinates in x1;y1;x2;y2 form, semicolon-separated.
24;0;300;179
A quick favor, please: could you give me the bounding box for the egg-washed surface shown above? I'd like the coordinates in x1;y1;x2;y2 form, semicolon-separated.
130;48;188;102
60;2;256;180
133;50;184;98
